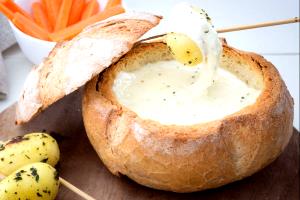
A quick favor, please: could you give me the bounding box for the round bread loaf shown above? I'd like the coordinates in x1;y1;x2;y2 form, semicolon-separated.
82;42;293;192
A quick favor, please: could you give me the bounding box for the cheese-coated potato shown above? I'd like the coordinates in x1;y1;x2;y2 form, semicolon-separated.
165;32;203;66
0;162;59;200
0;133;60;176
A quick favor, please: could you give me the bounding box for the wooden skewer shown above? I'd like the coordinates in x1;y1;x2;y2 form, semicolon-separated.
139;17;300;43
59;177;96;200
0;173;96;200
217;17;299;33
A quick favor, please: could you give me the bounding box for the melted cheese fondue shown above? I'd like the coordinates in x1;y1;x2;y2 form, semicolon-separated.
113;61;261;125
112;4;261;125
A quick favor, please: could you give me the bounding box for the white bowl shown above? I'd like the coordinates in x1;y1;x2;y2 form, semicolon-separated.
9;0;56;65
9;0;110;65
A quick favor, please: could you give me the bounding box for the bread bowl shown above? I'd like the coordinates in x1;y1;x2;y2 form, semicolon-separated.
82;42;293;192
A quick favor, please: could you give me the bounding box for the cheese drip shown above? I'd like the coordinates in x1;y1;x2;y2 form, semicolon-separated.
143;3;222;94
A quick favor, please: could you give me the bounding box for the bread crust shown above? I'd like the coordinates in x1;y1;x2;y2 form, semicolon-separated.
16;12;161;124
82;43;294;192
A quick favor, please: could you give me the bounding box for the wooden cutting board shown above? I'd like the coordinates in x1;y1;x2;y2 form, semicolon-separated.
0;90;299;200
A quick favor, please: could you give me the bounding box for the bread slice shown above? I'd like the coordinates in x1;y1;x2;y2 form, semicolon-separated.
16;12;161;124
82;42;294;192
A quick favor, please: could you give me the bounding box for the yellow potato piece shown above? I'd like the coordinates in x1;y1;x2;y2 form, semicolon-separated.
0;133;60;176
164;32;203;66
0;162;59;200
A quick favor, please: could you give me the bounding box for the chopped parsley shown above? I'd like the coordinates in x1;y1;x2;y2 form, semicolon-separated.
30;167;40;182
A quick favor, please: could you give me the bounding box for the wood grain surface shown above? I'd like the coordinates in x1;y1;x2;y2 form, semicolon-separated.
0;90;299;200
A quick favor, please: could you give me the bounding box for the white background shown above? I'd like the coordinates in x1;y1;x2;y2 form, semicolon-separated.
1;0;299;129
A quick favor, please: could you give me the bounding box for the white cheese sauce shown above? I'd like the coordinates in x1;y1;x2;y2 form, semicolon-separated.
113;60;261;125
112;3;261;125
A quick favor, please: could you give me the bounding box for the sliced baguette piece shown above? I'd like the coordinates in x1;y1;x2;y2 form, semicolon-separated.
16;12;161;124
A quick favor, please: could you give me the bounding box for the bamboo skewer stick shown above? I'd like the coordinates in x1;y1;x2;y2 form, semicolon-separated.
217;17;299;33
138;17;300;43
0;173;96;200
59;177;96;200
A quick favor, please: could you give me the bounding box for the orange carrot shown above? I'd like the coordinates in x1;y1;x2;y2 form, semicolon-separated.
40;0;47;9
50;5;125;42
12;12;49;40
32;2;52;32
54;0;73;31
2;0;32;19
45;0;60;28
68;0;85;25
81;0;99;20
104;0;121;10
0;2;14;20
56;0;62;7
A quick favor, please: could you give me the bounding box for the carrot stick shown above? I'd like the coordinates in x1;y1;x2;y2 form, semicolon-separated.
56;0;62;7
81;0;99;20
32;2;52;32
2;0;32;19
41;0;46;6
40;0;47;10
54;0;73;31
0;2;14;20
68;0;85;25
45;0;60;28
50;5;125;41
12;12;50;40
104;0;121;10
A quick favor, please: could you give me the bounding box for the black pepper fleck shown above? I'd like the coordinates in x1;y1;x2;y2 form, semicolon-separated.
41;158;48;163
37;192;43;197
14;176;22;182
